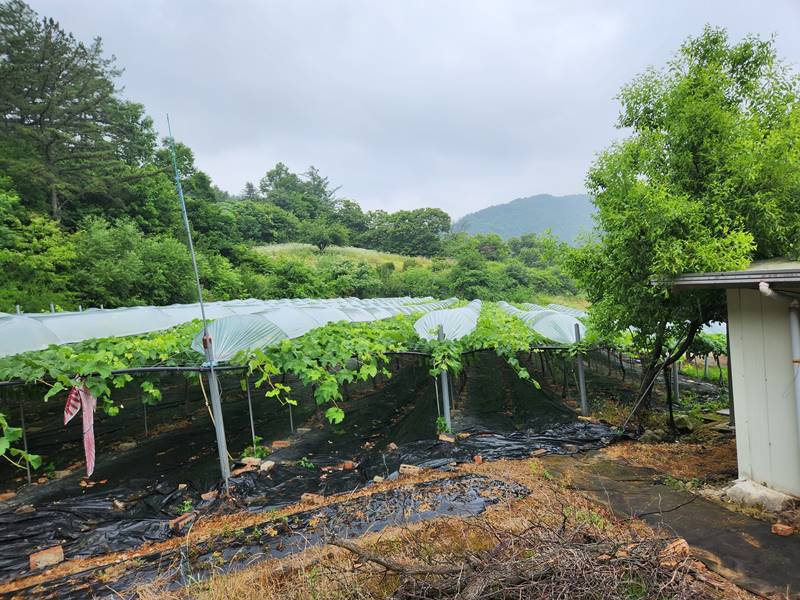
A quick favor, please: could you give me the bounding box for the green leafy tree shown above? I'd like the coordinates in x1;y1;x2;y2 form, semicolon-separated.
568;26;800;400
302;219;348;252
0;0;156;222
258;163;335;220
361;208;451;256
231;200;300;243
0;183;75;311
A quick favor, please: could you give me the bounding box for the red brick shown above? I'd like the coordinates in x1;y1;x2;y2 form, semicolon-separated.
399;464;423;476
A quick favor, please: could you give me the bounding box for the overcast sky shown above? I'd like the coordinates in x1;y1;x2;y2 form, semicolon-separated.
27;1;800;218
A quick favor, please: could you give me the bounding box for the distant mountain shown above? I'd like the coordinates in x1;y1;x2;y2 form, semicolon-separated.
453;193;595;243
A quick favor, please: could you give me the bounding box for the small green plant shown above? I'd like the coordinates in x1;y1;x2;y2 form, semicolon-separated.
178;499;194;514
529;461;554;480
662;475;703;491
43;462;56;478
435;416;450;434
563;506;607;530
242;435;272;459
298;456;315;470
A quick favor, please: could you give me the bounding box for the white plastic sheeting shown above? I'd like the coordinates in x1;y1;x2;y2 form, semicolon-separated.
499;302;586;344
0;297;452;359
413;300;482;341
191;298;458;362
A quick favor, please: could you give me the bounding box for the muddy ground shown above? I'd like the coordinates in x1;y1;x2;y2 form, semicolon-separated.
1;351;775;599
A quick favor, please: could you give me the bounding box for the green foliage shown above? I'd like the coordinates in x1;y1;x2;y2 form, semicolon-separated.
302;219;349;253
0;411;41;471
0;1;583;314
435;416;450;434
178;499;194;514
297;456;315;470
359;208;451;257
0;0;156;223
241;435;272;459
0;321;200;414
0;184;76;311
568;26;800;395
245;315;417;416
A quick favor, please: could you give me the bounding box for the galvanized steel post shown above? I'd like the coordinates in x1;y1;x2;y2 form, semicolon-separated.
574;323;589;416
437;325;452;432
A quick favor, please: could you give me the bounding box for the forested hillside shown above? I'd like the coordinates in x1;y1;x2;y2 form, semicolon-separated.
454;194;594;242
0;0;577;312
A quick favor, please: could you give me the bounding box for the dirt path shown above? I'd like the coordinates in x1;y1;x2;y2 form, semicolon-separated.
547;451;800;597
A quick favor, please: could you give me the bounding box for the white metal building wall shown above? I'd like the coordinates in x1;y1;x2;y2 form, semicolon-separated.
727;287;800;496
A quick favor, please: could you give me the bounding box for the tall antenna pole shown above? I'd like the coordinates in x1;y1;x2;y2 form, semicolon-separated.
167;115;231;484
167;114;209;331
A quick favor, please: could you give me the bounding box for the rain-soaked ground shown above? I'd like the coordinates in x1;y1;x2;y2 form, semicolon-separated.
0;352;620;597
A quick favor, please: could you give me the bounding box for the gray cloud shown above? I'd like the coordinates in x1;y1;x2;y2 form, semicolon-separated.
27;0;800;217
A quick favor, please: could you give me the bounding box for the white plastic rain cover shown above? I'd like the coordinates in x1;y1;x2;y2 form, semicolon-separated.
413;300;482;341
0;297;456;359
190;298;458;362
498;302;586;344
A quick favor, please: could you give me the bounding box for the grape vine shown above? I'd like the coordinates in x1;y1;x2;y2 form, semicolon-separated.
0;302;582;469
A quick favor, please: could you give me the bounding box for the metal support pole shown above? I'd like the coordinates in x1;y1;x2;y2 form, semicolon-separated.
19;392;31;485
437;326;452;432
143;401;149;437
288;402;294;433
206;363;231;481
167;114;230;485
78;305;83;312
15;305;20;315
673;360;680;404
49;302;55;313
574;323;589;416
244;377;257;449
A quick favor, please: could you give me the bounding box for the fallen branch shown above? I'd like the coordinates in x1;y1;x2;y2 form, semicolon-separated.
329;537;465;576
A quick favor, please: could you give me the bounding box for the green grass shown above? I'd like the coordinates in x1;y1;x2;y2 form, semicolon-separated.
680;362;728;384
255;243;434;269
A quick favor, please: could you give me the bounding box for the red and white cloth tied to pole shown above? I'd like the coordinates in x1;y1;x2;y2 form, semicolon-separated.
64;384;97;477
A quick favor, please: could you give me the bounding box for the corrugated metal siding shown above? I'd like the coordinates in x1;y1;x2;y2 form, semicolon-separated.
727;288;800;496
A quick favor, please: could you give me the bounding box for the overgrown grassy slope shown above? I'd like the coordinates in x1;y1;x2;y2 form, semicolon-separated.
255;243;435;269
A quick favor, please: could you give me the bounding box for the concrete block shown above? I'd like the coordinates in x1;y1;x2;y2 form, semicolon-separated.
724;479;795;512
259;460;276;473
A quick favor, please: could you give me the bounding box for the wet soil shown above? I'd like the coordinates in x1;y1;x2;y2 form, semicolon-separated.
0;352;617;595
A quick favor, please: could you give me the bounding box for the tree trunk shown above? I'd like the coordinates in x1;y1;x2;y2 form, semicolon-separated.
636;320;701;413
51;185;61;222
664;366;675;434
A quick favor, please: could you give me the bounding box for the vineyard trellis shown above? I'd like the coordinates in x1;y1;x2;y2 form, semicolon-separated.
0;296;727;483
0;298;592;481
